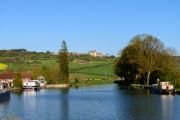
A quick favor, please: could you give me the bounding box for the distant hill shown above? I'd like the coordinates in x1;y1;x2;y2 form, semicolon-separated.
0;49;54;58
0;49;116;81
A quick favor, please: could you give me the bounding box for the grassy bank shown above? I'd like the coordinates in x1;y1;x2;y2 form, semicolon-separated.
70;78;114;85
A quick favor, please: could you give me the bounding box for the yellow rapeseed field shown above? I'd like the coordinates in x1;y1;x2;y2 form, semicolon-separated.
0;63;8;70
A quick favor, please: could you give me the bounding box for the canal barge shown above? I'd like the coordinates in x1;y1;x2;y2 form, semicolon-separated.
0;81;10;101
151;81;175;95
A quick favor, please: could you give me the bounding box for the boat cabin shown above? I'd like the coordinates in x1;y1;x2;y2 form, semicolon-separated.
0;81;9;93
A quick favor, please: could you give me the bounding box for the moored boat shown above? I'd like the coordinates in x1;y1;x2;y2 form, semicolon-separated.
151;81;175;95
0;81;10;101
23;80;40;91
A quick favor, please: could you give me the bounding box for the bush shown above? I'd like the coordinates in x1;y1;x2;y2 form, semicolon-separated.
13;73;22;88
75;78;79;84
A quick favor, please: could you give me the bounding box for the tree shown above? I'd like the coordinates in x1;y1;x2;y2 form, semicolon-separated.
114;34;177;85
32;66;41;79
13;73;22;88
41;66;59;84
130;35;165;85
58;40;69;83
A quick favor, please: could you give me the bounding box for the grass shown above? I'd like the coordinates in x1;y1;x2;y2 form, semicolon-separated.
69;60;117;81
5;59;57;71
70;60;107;69
70;78;114;86
73;63;114;75
88;79;114;85
1;58;118;84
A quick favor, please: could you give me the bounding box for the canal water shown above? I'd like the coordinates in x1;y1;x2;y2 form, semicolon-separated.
1;84;180;120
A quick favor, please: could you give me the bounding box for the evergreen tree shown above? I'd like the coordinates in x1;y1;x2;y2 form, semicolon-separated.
58;40;69;83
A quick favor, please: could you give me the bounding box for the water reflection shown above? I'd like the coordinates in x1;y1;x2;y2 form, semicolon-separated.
0;99;10;111
1;85;180;120
160;95;174;120
23;90;38;96
114;86;175;120
0;98;10;117
60;89;69;120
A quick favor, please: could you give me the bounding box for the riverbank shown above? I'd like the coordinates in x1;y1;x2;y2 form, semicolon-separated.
46;84;71;88
9;81;113;91
130;84;151;89
71;79;114;85
10;88;23;92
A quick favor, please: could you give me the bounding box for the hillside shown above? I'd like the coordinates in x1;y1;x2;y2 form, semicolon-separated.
0;49;117;83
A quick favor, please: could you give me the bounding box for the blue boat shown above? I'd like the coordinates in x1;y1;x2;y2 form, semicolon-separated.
151;81;176;95
0;81;10;102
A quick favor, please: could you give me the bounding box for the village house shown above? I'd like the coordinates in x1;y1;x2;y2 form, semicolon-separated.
0;71;15;88
0;71;32;88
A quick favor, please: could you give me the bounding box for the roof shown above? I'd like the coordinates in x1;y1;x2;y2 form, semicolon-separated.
0;71;32;80
0;71;15;79
0;79;9;84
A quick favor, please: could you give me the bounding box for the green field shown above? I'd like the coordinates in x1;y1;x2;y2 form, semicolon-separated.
1;57;117;83
70;61;116;81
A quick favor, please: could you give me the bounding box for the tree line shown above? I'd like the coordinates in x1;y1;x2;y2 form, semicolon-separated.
114;34;179;86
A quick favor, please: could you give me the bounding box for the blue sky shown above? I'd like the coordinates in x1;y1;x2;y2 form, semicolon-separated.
0;0;180;55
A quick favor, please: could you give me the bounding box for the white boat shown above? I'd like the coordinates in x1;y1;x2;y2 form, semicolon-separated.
23;80;40;90
0;81;10;101
151;81;175;94
23;76;47;90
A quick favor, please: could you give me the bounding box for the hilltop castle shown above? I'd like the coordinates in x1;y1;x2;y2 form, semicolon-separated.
88;50;103;57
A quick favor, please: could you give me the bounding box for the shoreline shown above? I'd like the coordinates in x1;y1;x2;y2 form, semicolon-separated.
46;84;71;88
10;88;23;92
